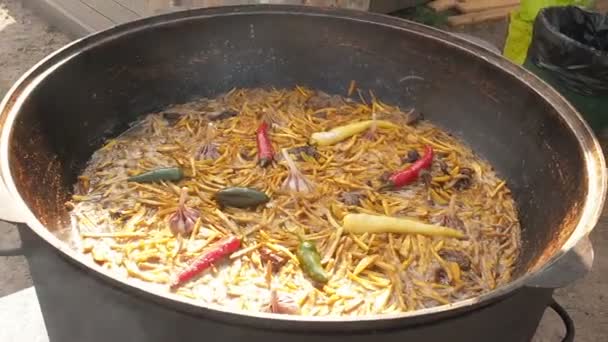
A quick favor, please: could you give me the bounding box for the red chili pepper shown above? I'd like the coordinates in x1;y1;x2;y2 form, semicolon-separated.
384;145;434;189
170;235;241;288
256;121;275;167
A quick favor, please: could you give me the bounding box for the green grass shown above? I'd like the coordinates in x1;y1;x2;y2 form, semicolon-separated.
391;4;451;28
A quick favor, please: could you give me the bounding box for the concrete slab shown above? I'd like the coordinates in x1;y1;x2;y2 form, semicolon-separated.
0;287;49;342
24;0;422;38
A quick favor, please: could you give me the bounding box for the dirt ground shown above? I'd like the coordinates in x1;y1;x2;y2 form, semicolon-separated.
0;0;69;297
0;1;606;341
0;0;69;95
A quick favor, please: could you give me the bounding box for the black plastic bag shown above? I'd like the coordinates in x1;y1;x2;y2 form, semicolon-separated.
527;6;608;96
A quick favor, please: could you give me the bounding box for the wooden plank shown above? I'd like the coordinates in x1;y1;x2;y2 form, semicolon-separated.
80;0;140;24
369;0;417;13
427;0;458;11
447;5;517;26
595;0;608;14
456;0;520;13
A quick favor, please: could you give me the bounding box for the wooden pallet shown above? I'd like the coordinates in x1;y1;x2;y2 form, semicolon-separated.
427;0;520;26
25;0;419;38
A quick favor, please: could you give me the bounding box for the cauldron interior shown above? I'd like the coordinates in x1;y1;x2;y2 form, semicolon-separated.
8;10;585;277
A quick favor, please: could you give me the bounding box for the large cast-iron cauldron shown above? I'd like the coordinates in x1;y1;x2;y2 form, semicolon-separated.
0;5;605;342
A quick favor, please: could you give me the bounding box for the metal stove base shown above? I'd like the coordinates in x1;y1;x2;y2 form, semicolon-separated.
14;224;563;342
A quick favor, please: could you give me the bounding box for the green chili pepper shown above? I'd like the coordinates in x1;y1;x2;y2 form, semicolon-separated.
214;187;270;208
127;167;184;183
296;240;328;284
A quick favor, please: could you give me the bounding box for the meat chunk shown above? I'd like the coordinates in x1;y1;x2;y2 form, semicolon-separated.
438;249;471;271
383;108;422;126
453;167;475;190
459;167;474;176
439;213;465;232
208;110;238;121
434;268;450;285
378;171;392;183
419;170;432;187
162;112;183;125
239;148;254;161
401;150;420;164
268;290;299;315
287;145;320;160
403;110;423;125
339;191;365;206
313;111;328;119
454;177;472;190
438;160;450;175
196;143;220;160
437;196;466;231
306;91;345;109
259;247;288;272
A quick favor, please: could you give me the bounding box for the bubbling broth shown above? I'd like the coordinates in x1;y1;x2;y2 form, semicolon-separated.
66;87;521;316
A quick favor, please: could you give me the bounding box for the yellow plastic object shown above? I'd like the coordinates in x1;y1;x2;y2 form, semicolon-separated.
503;0;593;65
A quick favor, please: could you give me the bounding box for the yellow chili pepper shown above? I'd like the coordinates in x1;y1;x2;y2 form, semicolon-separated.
343;213;464;239
309;120;399;146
